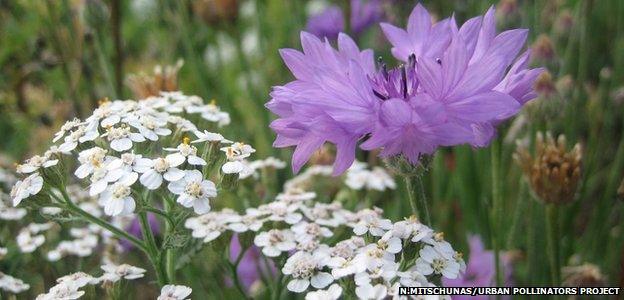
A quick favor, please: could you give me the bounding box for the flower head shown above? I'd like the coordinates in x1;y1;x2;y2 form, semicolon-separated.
269;4;543;174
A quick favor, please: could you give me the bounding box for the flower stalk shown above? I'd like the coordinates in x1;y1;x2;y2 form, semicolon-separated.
404;175;431;226
545;204;561;285
491;140;503;287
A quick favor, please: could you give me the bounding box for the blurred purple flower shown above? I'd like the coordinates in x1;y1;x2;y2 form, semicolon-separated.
120;213;160;251
443;235;513;300
270;3;543;174
306;0;384;40
228;234;277;291
306;6;344;40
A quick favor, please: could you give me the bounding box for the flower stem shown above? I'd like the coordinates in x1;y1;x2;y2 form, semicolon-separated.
60;192;147;252
404;175;431;225
491;141;503;287
138;210;168;286
545;204;561;285
163;199;175;283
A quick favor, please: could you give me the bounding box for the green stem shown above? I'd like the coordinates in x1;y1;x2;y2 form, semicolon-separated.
545;204;561;285
61;193;147;252
138;210;168;286
404;175;431;225
163;199;175;283
491;141;503;287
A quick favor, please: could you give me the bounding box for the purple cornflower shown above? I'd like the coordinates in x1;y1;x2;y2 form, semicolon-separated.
120;213;160;251
269;3;543;174
443;235;513;300
306;5;344;40
306;0;384;40
228;234;277;291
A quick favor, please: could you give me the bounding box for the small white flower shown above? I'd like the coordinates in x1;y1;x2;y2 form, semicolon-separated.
282;251;333;293
10;173;44;206
126;113;172;141
327;255;367;279
352;213;392;237
16;154;58;174
397;266;431;287
221;142;256;161
56;272;98;288
225;212;264;233
53;118;82;142
106;152;151;186
17;228;45;253
254;229;297;257
291;221;333;243
0;272;30;293
355;283;388;300
200;101;230;126
415;245;460;279
164;143;206;166
305;283;342;300
57;123;99;153
185;212;231;242
36;281;85;300
168;170;216;214
98;183;135;216
101;124;146;151
74;147;109;179
192;130;232;144
221;160;254;176
158;284;192;300
261;201;302;224
99;263;146;283
139;156;185;190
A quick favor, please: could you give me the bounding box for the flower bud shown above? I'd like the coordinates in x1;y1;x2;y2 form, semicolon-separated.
532;34;556;62
514;132;582;205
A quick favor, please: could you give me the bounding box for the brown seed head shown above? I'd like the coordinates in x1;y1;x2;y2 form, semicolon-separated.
126;60;184;99
514;132;582;205
562;264;606;287
532;34;556;62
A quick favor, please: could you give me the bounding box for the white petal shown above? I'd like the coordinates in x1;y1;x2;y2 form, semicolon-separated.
310;272;333;289
287;279;310;293
166;153;185;167
164;168;185;182
140;171;163;190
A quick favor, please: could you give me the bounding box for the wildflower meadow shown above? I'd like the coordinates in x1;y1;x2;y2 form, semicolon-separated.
0;0;623;299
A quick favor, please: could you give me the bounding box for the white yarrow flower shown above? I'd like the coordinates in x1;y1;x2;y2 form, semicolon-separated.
158;284;192;300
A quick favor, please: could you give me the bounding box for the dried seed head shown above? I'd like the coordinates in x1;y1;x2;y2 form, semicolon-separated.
532;34;556;62
562;264;606;287
534;71;556;98
497;0;518;19
514;132;582;205
192;0;239;25
126;60;184;99
554;9;574;35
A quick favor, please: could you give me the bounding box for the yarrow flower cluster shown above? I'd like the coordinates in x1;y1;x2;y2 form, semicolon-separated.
35;263;146;300
268;4;544;174
9;91;247;217
186;182;464;298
